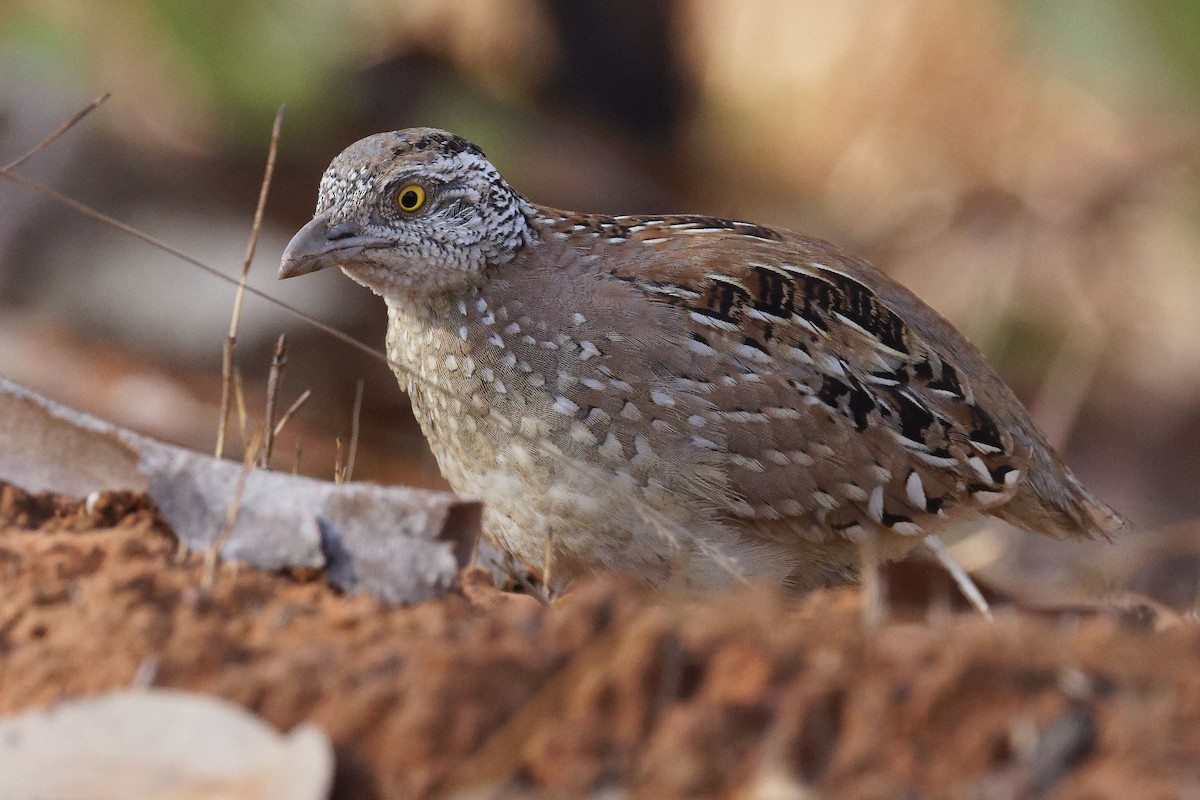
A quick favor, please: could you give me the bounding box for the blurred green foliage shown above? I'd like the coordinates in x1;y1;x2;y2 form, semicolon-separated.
6;0;1200;148
3;0;360;148
1024;0;1200;106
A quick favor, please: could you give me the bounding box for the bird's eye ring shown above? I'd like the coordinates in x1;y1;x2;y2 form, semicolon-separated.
396;183;426;213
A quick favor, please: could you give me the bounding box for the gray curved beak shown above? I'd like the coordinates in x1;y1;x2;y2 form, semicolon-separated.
279;216;335;279
278;216;389;280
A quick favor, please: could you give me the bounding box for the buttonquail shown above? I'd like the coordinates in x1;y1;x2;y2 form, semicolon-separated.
280;128;1122;590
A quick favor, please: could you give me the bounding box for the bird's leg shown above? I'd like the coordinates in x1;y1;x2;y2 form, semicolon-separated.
859;538;886;630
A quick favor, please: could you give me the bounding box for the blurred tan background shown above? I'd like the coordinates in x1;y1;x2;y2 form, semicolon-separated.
2;0;1198;596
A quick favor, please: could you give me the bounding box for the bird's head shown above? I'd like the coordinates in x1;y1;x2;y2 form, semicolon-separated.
279;128;535;303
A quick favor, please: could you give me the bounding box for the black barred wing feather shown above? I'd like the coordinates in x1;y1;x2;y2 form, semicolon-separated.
587;217;1115;542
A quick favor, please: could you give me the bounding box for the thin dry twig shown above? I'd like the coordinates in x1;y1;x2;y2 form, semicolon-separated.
233;366;248;449
1;92;111;172
292;439;303;476
344;379;364;483
203;428;263;589
923;534;994;622
333;436;345;484
216;105;286;458
273;388;312;438
260;333;288;467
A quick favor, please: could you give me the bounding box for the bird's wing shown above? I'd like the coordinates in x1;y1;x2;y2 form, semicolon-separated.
530;211;1121;542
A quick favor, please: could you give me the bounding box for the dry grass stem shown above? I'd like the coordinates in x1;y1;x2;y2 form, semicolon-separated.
1;92;111;172
923;534;994;622
344;379;364;483
273;389;312;438
334;436;345;484
203;429;263;590
260;333;288;468
215;337;237;457
215;105;286;458
232;367;248;449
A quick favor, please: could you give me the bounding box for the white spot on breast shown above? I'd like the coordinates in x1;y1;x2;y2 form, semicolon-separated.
579;341;601;361
572;312;587;325
475;298;488;313
581;378;606;391
651;390;676;407
553;396;579;415
599;433;624;461
458;326;469;341
493;380;507;395
688;338;718;357
444;354;458;371
487;333;504;348
687;414;707;428
585;406;611;426
570;422;598;445
620;402;642;421
691;435;720;451
892;521;923;535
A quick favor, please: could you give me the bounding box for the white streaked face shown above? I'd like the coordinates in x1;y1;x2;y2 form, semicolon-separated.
279;128;535;302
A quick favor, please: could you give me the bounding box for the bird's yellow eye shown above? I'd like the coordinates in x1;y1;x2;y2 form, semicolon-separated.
396;183;426;213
